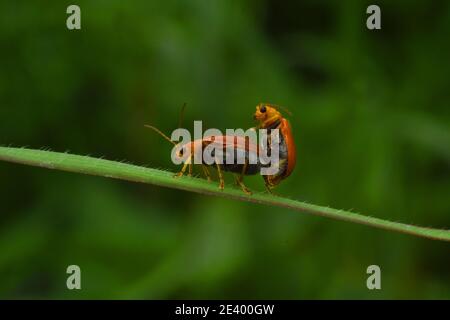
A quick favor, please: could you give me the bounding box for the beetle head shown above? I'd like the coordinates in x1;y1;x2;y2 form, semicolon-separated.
254;103;278;120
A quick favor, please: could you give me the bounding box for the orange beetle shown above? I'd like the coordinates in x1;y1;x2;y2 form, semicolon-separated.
145;125;262;195
146;103;296;195
254;103;296;190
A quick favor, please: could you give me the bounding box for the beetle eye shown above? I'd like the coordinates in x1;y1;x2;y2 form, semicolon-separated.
260;105;266;113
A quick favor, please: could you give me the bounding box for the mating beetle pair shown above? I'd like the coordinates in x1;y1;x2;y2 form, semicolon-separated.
146;103;296;194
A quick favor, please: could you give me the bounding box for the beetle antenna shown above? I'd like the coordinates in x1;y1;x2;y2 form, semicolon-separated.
263;103;292;116
144;125;176;146
178;102;187;128
276;105;292;116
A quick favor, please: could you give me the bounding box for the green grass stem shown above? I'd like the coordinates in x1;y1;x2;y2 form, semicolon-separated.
0;146;449;241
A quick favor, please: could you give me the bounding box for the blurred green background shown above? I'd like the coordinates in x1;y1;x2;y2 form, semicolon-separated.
0;0;449;299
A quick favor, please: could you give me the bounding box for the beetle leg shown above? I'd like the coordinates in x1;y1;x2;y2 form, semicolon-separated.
215;163;225;190
235;175;252;195
202;165;212;182
264;183;278;195
174;156;191;178
188;162;193;177
265;183;273;194
235;160;252;195
263;177;274;194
